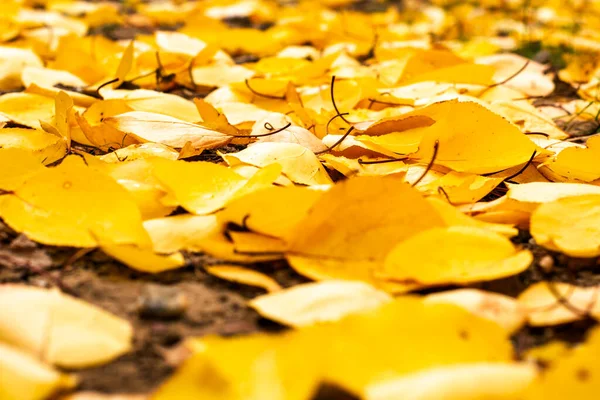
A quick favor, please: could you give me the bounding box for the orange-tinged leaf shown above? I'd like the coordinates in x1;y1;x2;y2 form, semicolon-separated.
219;186;324;241
194;98;239;136
286;176;445;288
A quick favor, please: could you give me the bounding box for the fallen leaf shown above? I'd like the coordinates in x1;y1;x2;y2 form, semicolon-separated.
205;265;282;292
425;289;527;333
222;142;333;185
0;92;56;129
0;156;150;248
102;244;185;273
104;111;231;149
249;280;392;327
518;282;600;326
0;284;133;368
381;226;532;288
365;362;536;400
524;325;600;399
412;100;543;174
287;176;445;289
0;342;76;400
531;194;600;257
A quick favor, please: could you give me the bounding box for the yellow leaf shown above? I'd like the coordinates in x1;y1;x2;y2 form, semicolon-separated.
249;280;392;327
404;63;496;86
222;142;333;185
74;100;139;149
524;325;600;400
205;265;282;293
102;244;185;273
154;298;513;400
477;54;554;97
0;46;43;90
250;115;327;153
412;100;542;174
0;148;45;191
0;128;67;165
99;157;177;219
143;215;279;263
219;186;324;241
381;226;532;287
21;66;97;107
531;194;600;257
543;136;600;182
229;231;287;254
422;171;503;204
365;362;536;400
191;64;254;88
194;98;239;136
320;153;407;178
102;89;201;123
99;143;179;163
518;282;600;326
425;289;527;333
0;285;132;368
0;156;150;248
104;111;231;149
114;41;134;88
0;342;76;400
151;158;247;214
427;197;518;237
489;101;567;140
286;176;445;288
55;91;73;149
0;92;55;129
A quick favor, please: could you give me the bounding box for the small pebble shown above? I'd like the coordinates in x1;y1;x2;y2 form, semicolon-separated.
138;284;188;319
539;255;554;273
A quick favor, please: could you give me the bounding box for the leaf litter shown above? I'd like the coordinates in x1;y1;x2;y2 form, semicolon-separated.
2;0;600;398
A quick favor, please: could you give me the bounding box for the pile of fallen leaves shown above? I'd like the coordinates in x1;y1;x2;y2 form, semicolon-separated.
3;0;600;398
